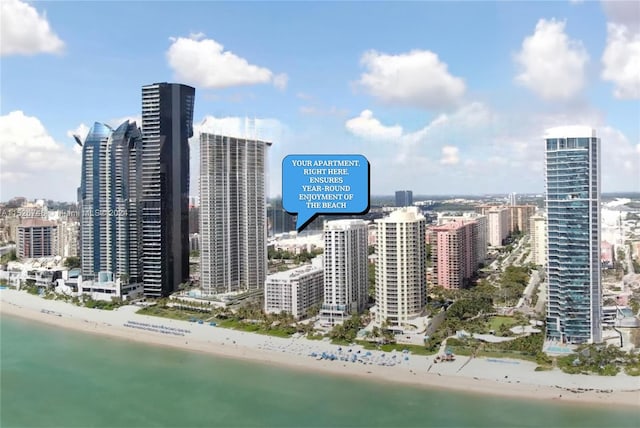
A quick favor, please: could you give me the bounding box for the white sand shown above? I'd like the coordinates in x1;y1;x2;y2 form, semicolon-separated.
2;289;639;408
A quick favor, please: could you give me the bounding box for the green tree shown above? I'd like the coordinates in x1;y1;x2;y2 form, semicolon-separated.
0;249;18;263
63;256;80;269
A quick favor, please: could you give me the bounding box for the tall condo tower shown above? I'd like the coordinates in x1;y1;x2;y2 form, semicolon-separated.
199;134;270;295
140;83;195;297
375;207;426;328
78;121;143;282
545;126;601;344
319;220;368;326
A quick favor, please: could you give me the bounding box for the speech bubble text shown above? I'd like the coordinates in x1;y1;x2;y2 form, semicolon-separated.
282;154;370;231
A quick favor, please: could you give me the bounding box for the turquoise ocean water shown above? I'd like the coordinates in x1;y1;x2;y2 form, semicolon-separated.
1;315;638;428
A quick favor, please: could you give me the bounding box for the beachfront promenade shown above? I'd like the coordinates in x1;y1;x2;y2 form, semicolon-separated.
1;289;639;408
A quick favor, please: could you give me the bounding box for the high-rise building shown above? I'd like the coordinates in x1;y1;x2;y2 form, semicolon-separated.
545;126;601;344
395;190;413;207
140;83;195;297
428;221;477;289
530;213;547;266
486;207;510;246
56;219;79;258
264;257;324;319
17;219;57;258
267;199;296;235
438;213;487;266
375;207;426;328
320;219;368;326
509;205;536;234
199;134;270;295
78;121;143;282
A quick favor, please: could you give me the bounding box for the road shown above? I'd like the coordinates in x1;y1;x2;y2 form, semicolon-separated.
624;244;635;275
534;281;546;314
517;269;541;309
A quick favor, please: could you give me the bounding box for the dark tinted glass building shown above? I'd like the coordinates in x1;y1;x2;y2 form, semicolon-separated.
395;190;413;207
141;83;195;297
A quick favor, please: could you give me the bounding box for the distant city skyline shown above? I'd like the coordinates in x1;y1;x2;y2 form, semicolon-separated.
1;1;639;201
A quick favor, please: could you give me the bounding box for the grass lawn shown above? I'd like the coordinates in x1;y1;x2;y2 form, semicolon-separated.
445;346;474;356
356;341;438;355
307;334;325;341
136;308;297;338
136;306;204;321
487;316;519;331
218;318;295;338
477;349;538;363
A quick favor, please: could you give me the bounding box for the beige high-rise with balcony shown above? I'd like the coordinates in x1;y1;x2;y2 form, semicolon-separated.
375;207;426;328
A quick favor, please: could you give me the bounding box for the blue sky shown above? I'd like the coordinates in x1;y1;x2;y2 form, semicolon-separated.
1;0;639;201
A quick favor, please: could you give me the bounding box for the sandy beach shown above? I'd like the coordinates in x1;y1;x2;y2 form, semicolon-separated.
2;289;639;408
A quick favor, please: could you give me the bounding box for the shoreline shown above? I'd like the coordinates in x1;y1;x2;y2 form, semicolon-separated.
2;290;639;409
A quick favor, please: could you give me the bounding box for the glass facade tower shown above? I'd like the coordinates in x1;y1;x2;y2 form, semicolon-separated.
544;126;601;344
141;83;195;297
78;121;142;283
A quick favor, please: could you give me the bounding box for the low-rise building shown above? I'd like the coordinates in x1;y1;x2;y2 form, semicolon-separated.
264;257;324;319
75;271;143;301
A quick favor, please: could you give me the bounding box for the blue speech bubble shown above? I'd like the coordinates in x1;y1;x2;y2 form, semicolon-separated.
282;154;370;231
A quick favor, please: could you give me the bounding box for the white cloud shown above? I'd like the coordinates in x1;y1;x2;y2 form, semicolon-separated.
440;146;460;165
66;123;89;141
66;123;89;154
487;108;639;192
0;111;80;200
345;102;495;177
514;19;589;101
167;34;287;89
602;23;640;99
0;0;64;56
273;74;288;90
598;126;640;190
346;102;493;145
357;49;465;109
296;92;313;100
299;106;349;117
345;110;403;141
602;0;640;30
347;101;638;193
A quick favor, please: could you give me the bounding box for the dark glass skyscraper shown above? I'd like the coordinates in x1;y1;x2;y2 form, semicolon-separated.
545;126;601;344
141;83;195;297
